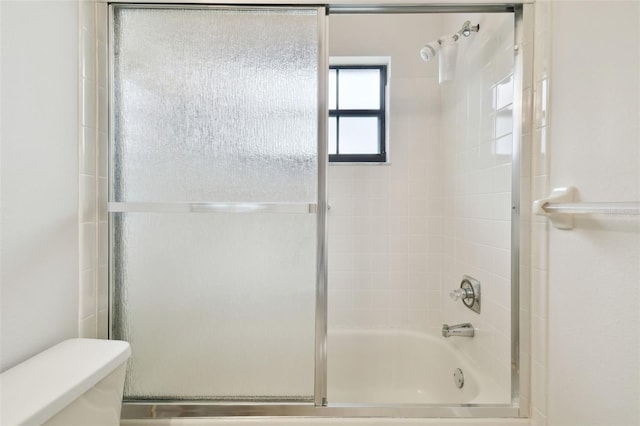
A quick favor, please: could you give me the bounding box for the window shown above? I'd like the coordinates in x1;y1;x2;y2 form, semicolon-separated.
329;64;388;163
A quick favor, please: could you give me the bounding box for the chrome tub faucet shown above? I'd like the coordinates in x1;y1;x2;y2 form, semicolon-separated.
442;323;475;338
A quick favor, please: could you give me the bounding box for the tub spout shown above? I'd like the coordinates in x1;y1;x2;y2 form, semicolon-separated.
442;323;474;338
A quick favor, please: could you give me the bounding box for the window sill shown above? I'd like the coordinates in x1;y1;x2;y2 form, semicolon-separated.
328;162;391;166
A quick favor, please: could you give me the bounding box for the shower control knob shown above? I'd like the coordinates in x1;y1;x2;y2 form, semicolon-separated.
450;288;473;301
450;276;481;314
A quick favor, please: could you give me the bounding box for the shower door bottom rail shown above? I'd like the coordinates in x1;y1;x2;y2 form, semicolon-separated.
120;402;521;419
108;201;318;214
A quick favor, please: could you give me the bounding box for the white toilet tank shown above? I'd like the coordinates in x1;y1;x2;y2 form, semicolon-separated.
1;338;131;426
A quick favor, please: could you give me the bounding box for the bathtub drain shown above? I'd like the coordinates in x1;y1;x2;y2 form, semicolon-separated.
454;368;464;388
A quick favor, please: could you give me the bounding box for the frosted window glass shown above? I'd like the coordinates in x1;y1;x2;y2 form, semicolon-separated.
496;74;514;110
329;69;337;110
338;69;380;110
339;117;379;154
113;7;318;203
495;105;513;138
329;117;337;154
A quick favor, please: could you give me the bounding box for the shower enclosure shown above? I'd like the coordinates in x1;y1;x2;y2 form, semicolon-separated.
107;2;529;419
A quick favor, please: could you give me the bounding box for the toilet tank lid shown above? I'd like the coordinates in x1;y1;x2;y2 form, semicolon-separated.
0;338;131;426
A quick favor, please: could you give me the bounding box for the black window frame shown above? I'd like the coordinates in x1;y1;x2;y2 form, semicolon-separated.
329;64;388;163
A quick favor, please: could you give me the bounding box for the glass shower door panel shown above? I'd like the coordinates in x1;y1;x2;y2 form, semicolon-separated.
113;213;316;399
112;6;318;203
111;6;320;399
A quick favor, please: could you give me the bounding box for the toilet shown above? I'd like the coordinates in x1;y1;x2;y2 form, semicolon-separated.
1;338;131;426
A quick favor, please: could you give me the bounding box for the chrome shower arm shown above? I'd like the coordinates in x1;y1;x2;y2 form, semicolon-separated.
453;20;480;41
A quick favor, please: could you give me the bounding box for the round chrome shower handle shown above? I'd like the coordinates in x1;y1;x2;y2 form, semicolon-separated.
449;287;473;302
449;276;481;314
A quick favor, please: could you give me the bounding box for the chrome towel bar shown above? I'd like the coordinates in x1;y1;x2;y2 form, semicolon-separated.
542;202;640;215
534;187;640;229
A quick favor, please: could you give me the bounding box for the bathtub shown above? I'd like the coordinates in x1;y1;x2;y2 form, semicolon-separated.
327;329;505;405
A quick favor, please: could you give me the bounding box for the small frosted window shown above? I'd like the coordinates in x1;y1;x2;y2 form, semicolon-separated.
328;117;338;154
337;69;380;109
328;65;387;163
328;70;337;110
338;117;379;154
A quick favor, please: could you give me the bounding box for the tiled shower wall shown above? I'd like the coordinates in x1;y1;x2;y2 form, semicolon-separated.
78;0;108;339
439;13;516;398
79;0;98;338
327;12;525;369
327;14;444;332
96;1;109;339
529;1;551;423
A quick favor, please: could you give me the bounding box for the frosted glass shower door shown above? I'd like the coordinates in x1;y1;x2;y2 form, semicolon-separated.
110;5;323;400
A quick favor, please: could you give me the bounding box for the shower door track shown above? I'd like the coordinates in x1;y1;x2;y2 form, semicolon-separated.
109;1;529;420
121;403;520;419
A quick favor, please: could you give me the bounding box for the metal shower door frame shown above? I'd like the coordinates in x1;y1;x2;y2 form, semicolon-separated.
104;1;531;420
108;2;328;403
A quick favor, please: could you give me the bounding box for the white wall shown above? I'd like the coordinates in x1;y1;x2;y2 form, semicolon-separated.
0;0;79;371
544;1;640;425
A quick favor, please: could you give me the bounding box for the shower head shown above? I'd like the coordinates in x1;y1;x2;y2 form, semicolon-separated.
419;40;440;61
419;20;480;63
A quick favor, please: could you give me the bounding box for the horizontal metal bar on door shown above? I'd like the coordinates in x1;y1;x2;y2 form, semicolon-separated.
542;202;640;216
108;202;318;214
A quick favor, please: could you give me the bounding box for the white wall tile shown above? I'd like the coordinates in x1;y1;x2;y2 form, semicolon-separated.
97;309;108;339
97;177;107;222
533;29;550;83
80;223;96;273
531;268;547;318
78;0;104;341
97;266;108;311
81;76;96;128
533;79;549;129
81;28;95;80
98;131;108;178
79;314;97;339
81;126;96;175
80;174;96;223
327;14;444;331
97;87;108;133
80;269;96;320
